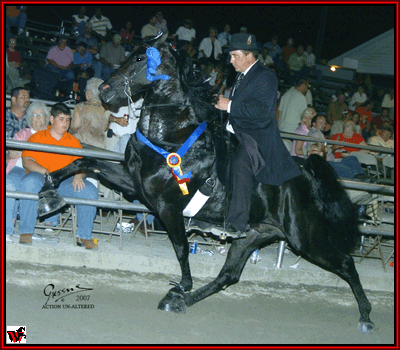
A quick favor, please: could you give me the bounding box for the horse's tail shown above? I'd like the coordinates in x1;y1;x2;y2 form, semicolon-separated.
303;154;360;254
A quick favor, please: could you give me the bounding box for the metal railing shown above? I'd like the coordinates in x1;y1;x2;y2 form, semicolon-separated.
280;132;394;154
6;95;77;110
6;140;394;240
6;140;394;196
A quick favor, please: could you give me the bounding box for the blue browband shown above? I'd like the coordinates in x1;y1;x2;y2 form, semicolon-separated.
136;121;208;195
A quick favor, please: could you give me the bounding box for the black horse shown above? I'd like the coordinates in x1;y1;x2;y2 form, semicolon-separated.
38;33;374;333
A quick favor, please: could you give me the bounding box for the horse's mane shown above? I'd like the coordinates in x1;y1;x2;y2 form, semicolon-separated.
174;49;217;121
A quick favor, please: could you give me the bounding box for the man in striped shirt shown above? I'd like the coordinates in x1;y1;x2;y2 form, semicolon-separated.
89;7;113;43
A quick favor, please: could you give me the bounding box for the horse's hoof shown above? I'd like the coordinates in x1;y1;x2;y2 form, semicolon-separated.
357;321;376;334
157;288;187;314
38;190;66;217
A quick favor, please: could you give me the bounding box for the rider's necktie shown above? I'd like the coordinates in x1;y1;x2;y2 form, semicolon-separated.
232;73;244;96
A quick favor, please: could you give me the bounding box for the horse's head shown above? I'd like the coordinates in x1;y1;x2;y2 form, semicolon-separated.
99;32;173;105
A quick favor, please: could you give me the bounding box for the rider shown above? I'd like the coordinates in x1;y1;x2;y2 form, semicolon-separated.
214;33;302;237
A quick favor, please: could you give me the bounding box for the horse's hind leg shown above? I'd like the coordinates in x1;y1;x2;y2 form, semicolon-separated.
300;245;375;334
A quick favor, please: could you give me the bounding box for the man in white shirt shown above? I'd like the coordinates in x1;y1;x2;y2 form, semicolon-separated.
278;78;309;151
304;44;323;85
217;24;231;48
349;85;368;111
175;19;196;44
198;27;222;67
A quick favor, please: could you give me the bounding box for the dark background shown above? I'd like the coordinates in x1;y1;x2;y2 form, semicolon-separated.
25;4;395;61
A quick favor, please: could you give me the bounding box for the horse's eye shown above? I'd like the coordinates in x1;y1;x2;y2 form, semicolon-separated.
136;57;142;62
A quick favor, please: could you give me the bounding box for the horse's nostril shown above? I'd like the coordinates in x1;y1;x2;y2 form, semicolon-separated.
102;84;111;92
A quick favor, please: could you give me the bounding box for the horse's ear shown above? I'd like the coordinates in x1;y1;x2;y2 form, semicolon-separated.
168;43;179;61
153;31;169;48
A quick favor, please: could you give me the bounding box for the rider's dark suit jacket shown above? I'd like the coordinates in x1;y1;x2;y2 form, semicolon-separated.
229;60;301;186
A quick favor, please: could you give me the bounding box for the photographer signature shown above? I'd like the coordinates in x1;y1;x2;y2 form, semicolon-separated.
43;283;93;305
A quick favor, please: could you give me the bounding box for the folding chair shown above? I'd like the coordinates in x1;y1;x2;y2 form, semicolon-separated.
351;152;380;179
382;156;394;179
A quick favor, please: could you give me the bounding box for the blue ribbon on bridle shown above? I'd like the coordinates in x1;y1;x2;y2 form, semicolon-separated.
136;121;207;194
146;47;170;81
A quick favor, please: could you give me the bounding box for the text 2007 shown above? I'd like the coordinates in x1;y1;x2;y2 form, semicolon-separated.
76;295;90;301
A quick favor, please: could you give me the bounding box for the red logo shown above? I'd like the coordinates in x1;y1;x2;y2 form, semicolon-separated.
6;326;27;343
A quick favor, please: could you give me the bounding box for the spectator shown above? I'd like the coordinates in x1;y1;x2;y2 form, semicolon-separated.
304;44;323;85
100;34;125;80
208;61;228;95
306;116;366;179
304;114;334;160
141;15;159;39
331;120;369;159
282;37;295;63
372;107;393;134
19;103;99;249
381;88;394;121
103;94;143;200
175;19;196;45
6;37;25;91
72;6;89;37
330;109;353;136
155;11;168;33
326;90;348;126
368;123;394;157
198;26;222;67
76;22;102;79
352;111;362;135
291;107;316;158
306;142;327;158
6;87;30;140
45;36;75;82
348;85;368;111
73;42;93;75
70;77;128;149
90;7;113;43
355;100;374;140
73;70;89;102
109;96;155;235
6;102;50;242
278;78;309;151
263;35;282;62
368;123;394;178
121;21;135;51
6;6;27;42
6;37;21;69
305;83;313;108
258;47;274;67
286;45;309;84
239;26;248;33
217;24;232;49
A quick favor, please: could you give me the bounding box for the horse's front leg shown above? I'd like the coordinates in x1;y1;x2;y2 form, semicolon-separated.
38;159;95;216
158;229;280;313
156;204;193;313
